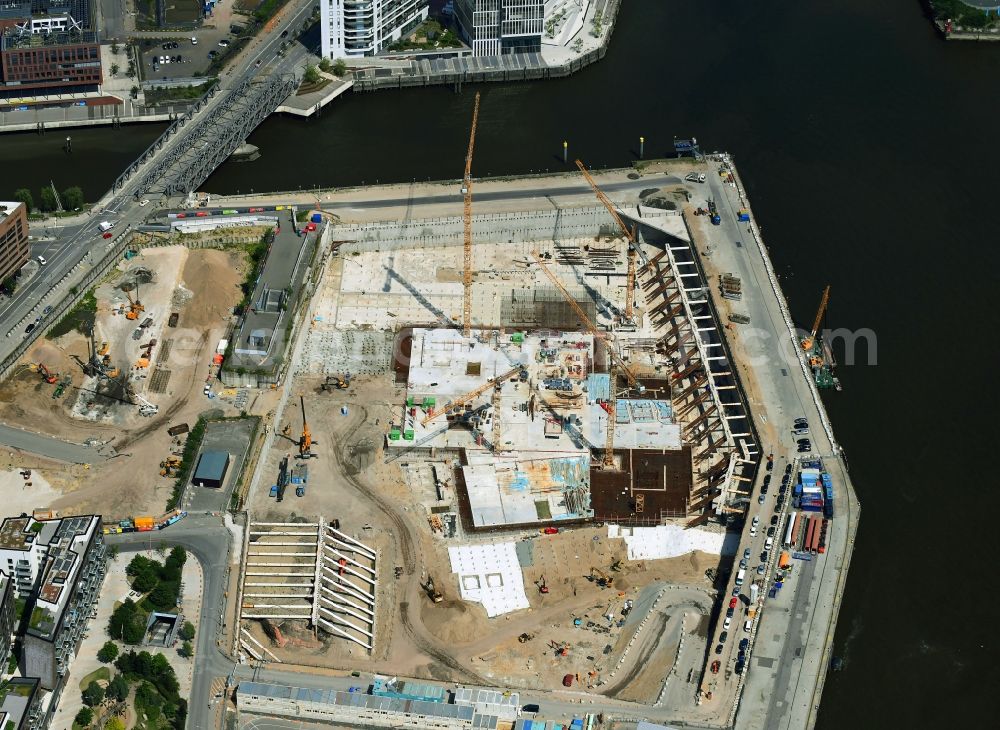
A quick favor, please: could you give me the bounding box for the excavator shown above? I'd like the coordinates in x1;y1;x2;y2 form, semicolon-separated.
538;575;550;594
589;566;613;588
34;363;57;384
423;575;443;604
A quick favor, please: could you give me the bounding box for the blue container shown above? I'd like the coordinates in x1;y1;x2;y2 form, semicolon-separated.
311;213;323;223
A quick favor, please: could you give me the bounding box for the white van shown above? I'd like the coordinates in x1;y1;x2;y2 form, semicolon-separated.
735;569;746;587
744;620;753;633
765;536;774;551
98;221;115;232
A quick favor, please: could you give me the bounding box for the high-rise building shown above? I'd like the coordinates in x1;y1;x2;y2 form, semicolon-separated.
454;0;546;56
0;201;29;285
0;573;14;670
320;0;429;58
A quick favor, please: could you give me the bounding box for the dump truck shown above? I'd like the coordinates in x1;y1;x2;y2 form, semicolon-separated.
167;423;189;437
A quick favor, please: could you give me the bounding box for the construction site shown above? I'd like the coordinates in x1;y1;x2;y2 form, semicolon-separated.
234;104;759;701
0;243;249;517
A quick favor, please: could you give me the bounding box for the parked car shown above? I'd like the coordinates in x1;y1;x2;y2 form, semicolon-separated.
36;255;46;265
23;323;35;335
720;630;729;642
190;36;198;45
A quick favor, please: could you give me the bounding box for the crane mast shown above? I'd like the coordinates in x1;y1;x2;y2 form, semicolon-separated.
530;251;640;468
575;159;639;320
802;285;831;351
299;395;312;457
420;366;520;426
462;92;481;337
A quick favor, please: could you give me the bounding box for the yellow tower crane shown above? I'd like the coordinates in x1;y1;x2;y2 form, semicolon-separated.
461;92;481;337
530;251;638;469
801;285;831;352
420;366;520;427
575;159;639;321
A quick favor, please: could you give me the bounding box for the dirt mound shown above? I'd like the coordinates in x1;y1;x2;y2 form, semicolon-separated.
179;249;243;328
420;598;484;646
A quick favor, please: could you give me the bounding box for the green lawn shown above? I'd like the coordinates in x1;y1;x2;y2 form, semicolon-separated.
78;666;111;691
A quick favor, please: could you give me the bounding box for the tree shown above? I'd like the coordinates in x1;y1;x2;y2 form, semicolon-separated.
332;58;347;77
81;680;105;707
179;621;195;641
97;640;119;663
61;186;84;210
146;580;178;612
107;674;129;702
111;41;119;54
303;65;321;84
106;718;126;730
178;640;193;658
127;555;161;592
13;188;33;211
165;546;186;572
108;599;147;644
74;707;93;727
38;186;57;212
318;57;332;72
110;63;120;76
130;85;140;99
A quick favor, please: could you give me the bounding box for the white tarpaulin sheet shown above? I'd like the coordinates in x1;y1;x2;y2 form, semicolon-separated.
448;542;529;618
609;524;725;560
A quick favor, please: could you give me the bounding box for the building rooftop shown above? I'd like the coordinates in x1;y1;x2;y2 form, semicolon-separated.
0;201;23;221
237;681;483;723
462;452;591;528
11;515;100;640
0;28;97;50
0;677;38;730
193;450;229;483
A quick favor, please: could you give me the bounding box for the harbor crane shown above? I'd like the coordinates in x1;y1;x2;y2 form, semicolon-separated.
298;395;314;458
575;159;641;321
801;285;831;352
461;92;481;337
420;366;521;426
530;251;639;468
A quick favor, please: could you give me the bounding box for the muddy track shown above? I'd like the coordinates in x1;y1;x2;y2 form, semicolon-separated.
399;601;486;683
115;333;209;450
601;610;671;697
331;406;475;680
331;404;414;573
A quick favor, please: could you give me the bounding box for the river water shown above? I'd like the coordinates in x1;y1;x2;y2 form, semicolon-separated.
3;0;998;726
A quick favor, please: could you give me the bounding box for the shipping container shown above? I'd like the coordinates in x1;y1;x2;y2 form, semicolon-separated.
804;516;816;552
134;516;155;529
811;517;822;553
784;512;797;546
791;512;802;548
778;551;791;570
167;423;189;436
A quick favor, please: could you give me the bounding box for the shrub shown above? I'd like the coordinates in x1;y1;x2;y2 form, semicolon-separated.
97;640;119;663
74;707;93;727
81;680;105;707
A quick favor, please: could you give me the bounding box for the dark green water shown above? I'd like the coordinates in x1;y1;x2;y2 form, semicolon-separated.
3;0;999;725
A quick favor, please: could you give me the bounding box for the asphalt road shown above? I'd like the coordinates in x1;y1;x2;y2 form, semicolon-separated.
326;176;683;211
0;422;103;463
0;0;319;364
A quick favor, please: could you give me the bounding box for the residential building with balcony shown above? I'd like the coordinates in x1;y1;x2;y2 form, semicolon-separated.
0;573;14;670
320;0;429;58
454;0;547;56
0;515;106;696
0;677;41;730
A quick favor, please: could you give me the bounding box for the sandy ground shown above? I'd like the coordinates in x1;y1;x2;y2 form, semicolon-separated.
240;373;721;691
0;468;60;516
0;247;246;519
47;548;201;730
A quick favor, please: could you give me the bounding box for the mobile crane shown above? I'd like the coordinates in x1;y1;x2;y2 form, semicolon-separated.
299;395;314;458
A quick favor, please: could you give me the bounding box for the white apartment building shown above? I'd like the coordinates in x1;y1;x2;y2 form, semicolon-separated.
320;0;429;58
454;0;550;56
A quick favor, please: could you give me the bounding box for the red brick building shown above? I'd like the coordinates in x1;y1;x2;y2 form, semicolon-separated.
0;200;29;284
0;29;100;95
